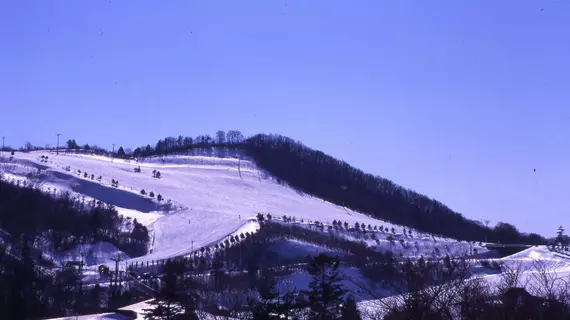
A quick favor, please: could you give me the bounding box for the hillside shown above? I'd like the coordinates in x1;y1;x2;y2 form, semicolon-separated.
0;145;566;319
3;151;405;265
243;134;545;244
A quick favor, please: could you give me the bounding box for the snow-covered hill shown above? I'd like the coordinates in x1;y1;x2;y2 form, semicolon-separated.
1;151;415;266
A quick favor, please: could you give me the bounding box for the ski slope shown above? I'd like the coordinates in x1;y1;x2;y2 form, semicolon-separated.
2;151;406;266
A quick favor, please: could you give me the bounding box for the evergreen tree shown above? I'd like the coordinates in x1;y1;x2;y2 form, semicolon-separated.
142;260;184;320
248;275;279;320
66;139;79;149
341;295;361;320
556;225;567;249
305;254;346;319
117;146;126;157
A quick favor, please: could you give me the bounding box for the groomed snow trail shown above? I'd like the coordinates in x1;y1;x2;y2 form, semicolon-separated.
3;151;401;266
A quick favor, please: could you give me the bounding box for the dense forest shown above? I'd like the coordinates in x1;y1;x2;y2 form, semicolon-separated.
0;177;151;318
243;134;545;245
0;176;150;257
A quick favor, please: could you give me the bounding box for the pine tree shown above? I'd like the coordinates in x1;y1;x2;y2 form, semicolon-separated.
248;274;278;319
341;295;361;320
557;225;567;249
67;139;79;149
117;146;126;157
305;254;346;319
142;260;184;320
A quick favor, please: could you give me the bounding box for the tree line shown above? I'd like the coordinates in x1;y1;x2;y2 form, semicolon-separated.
243;134;545;245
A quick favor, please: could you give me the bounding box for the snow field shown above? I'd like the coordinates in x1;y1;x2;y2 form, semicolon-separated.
4;151;407;267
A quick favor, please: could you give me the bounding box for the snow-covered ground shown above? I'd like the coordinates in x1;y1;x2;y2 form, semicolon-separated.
354;245;570;317
7;151;566;319
482;245;570;289
2;151;410;267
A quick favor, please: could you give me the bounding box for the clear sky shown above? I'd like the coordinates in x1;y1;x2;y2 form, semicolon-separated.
1;1;569;236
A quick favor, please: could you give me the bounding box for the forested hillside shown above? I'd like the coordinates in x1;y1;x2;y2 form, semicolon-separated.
0;177;149;256
244;134;544;244
0;176;151;318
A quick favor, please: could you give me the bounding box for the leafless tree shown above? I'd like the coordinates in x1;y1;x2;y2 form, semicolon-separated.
497;261;528;295
527;259;570;304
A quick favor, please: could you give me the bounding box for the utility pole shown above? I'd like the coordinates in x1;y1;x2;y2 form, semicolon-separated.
112;143;115;162
1;136;4;152
238;156;242;179
111;254;122;289
56;133;61;155
79;250;87;275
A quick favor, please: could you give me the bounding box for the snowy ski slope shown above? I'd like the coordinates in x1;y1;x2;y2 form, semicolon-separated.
2;151;406;266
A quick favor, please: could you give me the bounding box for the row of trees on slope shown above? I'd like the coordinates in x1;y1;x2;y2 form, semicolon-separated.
130;130;246;158
49;130;245;159
243;134;545;244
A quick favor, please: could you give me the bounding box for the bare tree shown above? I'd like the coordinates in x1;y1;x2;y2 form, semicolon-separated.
497;261;528;295
216;130;226;145
528;259;570;303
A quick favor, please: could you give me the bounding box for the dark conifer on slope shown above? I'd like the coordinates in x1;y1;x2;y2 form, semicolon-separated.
341;295;362;320
305;254;346;319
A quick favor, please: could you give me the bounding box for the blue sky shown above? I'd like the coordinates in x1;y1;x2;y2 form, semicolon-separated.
1;1;569;236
